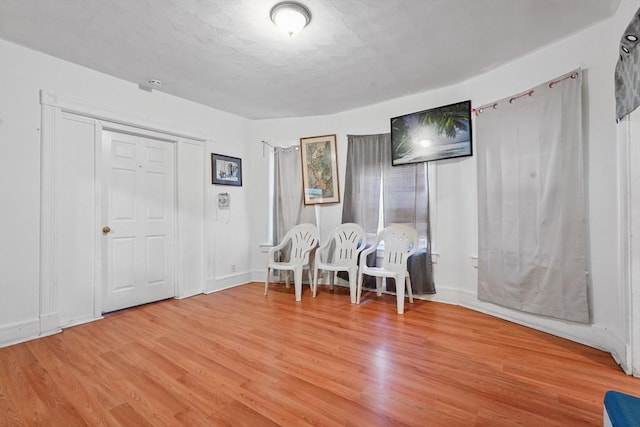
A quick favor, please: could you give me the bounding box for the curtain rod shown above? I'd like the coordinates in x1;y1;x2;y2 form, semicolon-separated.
473;71;580;115
262;140;275;156
509;90;534;104
548;71;579;88
261;140;299;156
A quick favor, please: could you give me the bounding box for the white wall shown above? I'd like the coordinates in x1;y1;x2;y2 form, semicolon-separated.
618;0;640;376
2;1;639;361
0;38;253;346
249;1;640;361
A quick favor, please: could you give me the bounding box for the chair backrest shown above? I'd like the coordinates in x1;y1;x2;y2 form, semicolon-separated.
282;223;319;263
325;223;365;266
378;224;419;272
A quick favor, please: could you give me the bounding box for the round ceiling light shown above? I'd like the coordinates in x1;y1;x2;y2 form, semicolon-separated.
270;1;311;37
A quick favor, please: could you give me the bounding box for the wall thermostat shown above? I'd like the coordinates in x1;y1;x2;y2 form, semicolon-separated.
218;192;230;209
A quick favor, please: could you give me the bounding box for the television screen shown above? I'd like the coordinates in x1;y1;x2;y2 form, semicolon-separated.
390;100;472;165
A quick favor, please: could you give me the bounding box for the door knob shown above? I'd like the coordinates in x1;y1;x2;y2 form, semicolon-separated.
102;226;111;234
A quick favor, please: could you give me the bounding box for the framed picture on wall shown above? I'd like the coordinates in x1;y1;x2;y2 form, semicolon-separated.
212;153;242;186
300;134;340;205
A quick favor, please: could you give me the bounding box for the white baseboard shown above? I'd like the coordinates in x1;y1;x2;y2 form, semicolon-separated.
0;317;44;348
416;285;619;356
204;282;244;294
456;288;611;351
205;277;217;294
176;288;203;300
39;311;60;335
607;331;631;375
59;314;103;329
414;286;461;305
205;271;252;294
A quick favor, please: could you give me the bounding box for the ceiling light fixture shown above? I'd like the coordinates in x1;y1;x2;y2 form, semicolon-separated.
270;1;311;37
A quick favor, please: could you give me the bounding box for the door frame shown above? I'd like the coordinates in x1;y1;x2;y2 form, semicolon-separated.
622;112;640;376
39;90;210;335
616;112;640;377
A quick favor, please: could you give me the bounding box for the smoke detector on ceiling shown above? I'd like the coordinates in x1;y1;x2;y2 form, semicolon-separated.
139;79;163;92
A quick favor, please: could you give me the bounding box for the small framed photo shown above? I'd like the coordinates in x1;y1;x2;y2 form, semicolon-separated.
212;153;242;186
300;134;340;205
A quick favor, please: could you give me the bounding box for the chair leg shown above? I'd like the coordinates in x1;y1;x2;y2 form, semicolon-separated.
348;268;357;304
313;268;319;297
376;277;383;296
285;271;290;288
356;271;364;304
307;268;314;294
294;267;303;302
406;274;414;303
395;273;405;314
265;268;270;295
328;271;334;291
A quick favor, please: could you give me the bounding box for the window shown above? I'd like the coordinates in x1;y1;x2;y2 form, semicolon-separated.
266;144;316;246
342;133;435;294
342;134;436;249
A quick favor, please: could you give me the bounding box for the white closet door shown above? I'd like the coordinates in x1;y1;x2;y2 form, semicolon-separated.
101;131;176;313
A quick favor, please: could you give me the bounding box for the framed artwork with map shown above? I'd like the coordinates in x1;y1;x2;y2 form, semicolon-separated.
300;134;340;205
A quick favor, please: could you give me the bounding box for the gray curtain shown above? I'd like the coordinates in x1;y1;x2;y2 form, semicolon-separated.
274;147;315;245
342;133;435;294
615;6;640;121
341;134;384;242
476;69;589;323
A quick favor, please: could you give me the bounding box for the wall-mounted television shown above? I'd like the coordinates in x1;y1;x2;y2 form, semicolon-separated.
390;100;472;165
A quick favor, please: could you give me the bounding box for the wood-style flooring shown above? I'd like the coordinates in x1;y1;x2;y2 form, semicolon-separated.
1;282;639;426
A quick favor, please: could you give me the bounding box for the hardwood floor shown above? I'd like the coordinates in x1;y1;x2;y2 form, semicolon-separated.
2;282;639;426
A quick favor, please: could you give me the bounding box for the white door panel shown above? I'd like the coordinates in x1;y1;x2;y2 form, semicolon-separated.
102;131;176;313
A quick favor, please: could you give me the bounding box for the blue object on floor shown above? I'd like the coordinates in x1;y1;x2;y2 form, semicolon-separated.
605;390;640;426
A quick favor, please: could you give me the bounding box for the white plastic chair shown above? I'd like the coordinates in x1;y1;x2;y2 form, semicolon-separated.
357;224;418;314
313;223;365;303
265;223;319;301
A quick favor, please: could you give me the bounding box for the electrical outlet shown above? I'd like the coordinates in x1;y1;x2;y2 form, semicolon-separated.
231;264;237;273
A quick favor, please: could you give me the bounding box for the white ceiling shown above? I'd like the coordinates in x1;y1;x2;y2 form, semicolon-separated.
0;0;621;119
